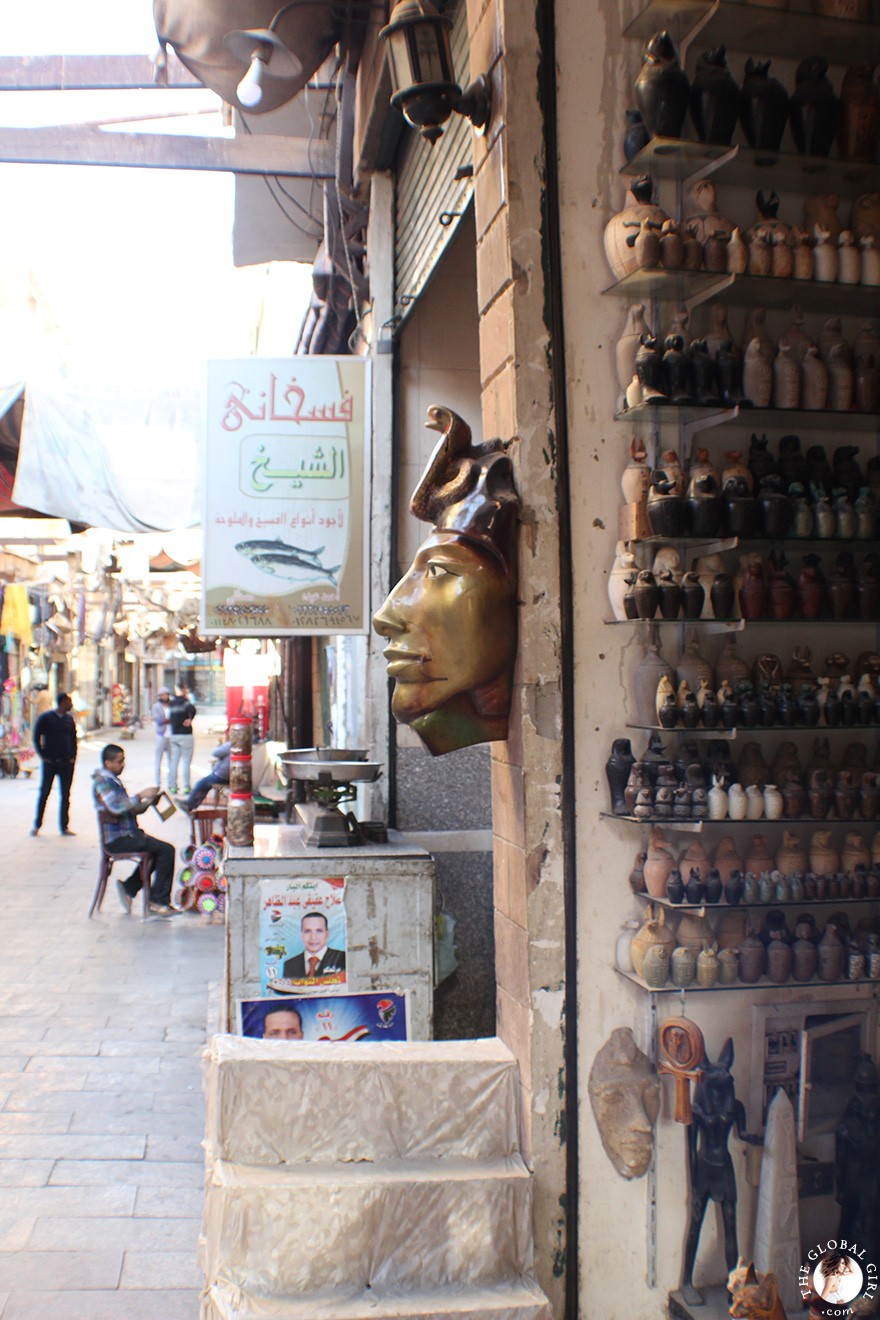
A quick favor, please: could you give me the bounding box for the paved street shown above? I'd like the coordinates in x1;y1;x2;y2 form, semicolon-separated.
0;720;227;1318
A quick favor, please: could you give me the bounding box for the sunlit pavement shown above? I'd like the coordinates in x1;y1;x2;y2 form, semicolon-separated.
0;716;229;1319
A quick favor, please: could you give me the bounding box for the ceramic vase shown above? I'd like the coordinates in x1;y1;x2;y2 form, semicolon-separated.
743;339;773;406
740;59;790;150
670;945;696;988
838;65;880;163
738;927;767;983
813;227;840;282
623;109;649;163
617;305;653;396
727;228;748;274
802;347;829;410
641;944;670;987
604;176;668;281
689;46;740;144
635;32;690;139
789;56;840;156
630;904;675;977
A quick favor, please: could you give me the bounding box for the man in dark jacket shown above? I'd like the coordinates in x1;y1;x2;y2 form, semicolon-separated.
281;912;346;980
31;692;78;836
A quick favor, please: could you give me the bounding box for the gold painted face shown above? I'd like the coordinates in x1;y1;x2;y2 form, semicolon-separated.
372;531;516;752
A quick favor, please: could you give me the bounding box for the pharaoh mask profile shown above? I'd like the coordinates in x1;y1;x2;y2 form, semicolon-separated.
372;405;519;757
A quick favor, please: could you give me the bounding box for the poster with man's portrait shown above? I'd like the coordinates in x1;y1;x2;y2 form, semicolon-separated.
239;992;408;1042
260;876;348;995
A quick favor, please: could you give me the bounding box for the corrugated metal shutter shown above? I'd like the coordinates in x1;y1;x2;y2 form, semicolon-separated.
393;2;474;324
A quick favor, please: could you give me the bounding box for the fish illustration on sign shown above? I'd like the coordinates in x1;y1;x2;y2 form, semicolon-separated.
236;538;341;585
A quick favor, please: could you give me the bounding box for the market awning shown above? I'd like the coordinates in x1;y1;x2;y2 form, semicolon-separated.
2;381;201;533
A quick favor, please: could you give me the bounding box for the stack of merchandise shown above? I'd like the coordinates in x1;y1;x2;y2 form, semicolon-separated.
174;838;228;916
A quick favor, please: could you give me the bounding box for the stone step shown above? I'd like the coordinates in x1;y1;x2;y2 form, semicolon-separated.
204;1036;521;1167
202;1156;533;1296
202;1278;554;1320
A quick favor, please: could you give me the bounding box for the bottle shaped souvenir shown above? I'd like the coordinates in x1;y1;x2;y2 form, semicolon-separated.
839;230;860;284
813;226;840;282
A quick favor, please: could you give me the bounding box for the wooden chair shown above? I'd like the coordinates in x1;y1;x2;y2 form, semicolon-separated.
90;811;153;920
188;788;228;846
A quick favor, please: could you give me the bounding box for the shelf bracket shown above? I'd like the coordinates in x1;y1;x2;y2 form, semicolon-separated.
680;0;720;63
684;271;733;315
686;142;738;188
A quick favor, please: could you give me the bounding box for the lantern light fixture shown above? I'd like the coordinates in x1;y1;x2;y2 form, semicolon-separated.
379;0;491;146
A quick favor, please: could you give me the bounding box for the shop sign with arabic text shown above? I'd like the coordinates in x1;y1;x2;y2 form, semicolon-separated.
203;357;370;635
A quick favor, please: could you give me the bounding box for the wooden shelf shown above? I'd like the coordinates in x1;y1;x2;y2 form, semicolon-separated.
622;137;880;198
603;268;880;316
616;966;880;993
635;892;880;912
622;0;880;65
616;402;880;434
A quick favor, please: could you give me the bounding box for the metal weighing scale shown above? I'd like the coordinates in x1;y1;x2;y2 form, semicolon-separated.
277;748;382;847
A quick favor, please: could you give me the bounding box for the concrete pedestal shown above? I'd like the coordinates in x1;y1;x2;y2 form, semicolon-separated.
223;824;436;1039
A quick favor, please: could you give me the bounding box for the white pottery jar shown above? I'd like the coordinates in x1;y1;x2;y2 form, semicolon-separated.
608;543;638;621
616;918;641;973
861;237;880;287
708;777;729;820
764;784;784;820
813;226;839;282
838;230;860;284
746;784;765;820
728;783;748;820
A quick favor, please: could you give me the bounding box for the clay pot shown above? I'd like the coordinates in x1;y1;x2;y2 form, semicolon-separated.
852;192;880;244
606;739;636;815
623;109;649;163
804;194;841;243
810;829;839;873
743;339;773;407
666;868;685;903
790;56;840;156
740;60;790;151
739;559;767;621
777;831;807;875
829;344;855;412
793;937;819;982
746;833;775;874
631;904;676;977
659;221;684;270
644;828;677;897
689;46;740;144
838;66;880;163
727;228;748;274
679;839;710;888
604;176;668;281
718;948;740;984
773;344;801;409
617;307;654;398
670;945;696;988
813;227;840;283
738;927;767;983
696;943;720;987
635;32;690;139
713;836;743;886
642;944;670;987
801;348;829;411
793;231;814;280
632;635;675;725
676;910;713;953
767;936;793;983
839;231;861;284
818;925;845;982
842;830;870;871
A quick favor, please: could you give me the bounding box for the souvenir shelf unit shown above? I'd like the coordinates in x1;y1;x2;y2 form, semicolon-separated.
607;0;880;1008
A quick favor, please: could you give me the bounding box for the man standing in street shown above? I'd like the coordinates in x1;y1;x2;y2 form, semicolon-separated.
167;683;196;796
152;686;172;787
92;744;178;915
31;692;78;837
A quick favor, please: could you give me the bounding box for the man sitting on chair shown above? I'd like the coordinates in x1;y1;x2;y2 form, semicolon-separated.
182;741;231;814
92;744;178;916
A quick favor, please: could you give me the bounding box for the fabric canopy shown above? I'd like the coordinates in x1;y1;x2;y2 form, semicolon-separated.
7;382;202;533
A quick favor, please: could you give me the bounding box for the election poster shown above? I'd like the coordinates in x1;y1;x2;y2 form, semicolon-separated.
239;991;409;1043
259;875;348;995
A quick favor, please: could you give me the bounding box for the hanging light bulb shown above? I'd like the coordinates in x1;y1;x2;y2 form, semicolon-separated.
236;52;268;109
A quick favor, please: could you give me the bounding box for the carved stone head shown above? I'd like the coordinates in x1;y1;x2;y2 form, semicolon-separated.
372;406;519;756
588;1027;660;1179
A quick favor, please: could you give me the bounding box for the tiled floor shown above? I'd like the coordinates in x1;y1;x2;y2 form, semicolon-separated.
0;723;226;1318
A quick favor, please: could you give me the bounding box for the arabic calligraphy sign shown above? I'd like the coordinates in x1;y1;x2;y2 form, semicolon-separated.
203;357;370;636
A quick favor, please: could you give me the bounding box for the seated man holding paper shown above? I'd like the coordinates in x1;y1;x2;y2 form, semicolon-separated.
91;744;178;915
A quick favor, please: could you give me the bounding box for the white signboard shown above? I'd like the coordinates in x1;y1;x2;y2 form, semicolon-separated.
203;357;370;635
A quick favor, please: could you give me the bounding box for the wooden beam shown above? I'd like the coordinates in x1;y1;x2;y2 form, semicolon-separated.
0;125;335;178
0;53;200;90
